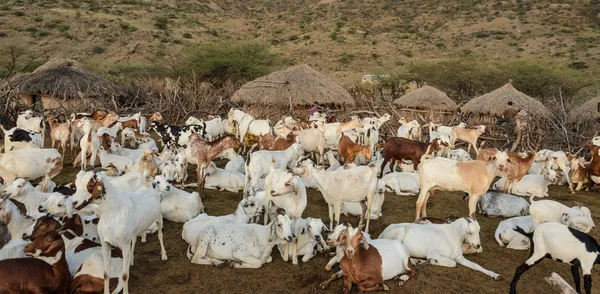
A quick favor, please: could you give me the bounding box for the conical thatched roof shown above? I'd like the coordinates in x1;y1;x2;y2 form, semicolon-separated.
8;59;124;100
231;64;355;107
568;96;600;124
461;82;551;118
393;85;457;112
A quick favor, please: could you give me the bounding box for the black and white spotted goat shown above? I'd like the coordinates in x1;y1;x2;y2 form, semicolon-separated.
149;121;206;149
510;222;600;294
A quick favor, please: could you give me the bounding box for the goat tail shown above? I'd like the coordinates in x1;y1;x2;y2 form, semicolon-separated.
512;225;533;241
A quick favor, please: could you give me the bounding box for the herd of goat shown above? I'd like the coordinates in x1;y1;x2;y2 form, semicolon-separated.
0;107;599;294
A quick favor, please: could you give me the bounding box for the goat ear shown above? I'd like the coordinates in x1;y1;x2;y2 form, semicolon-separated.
361;235;369;250
561;213;570;224
300;228;305;235
65;199;73;219
268;218;277;242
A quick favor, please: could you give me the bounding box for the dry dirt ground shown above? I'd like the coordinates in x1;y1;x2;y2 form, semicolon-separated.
51;158;600;294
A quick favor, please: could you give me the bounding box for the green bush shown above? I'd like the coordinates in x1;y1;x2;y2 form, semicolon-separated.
13;11;24;16
569;61;588;69
99;23;106;28
92;46;105;54
33;17;42;22
183;33;192;39
57;24;70;33
178;41;282;85
472;30;490;38
154;17;168;30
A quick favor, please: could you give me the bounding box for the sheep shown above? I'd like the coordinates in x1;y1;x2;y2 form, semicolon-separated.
152;175;204;223
493;168;557;200
510;222;600;294
203;162;245;193
451;125;486;154
0;231;70;293
529;199;595;233
277;217;328;263
16;110;45;144
379;218;503;280
219;148;245;174
342;180;386;219
477;190;530;218
245;143;305;188
189;214;294;268
182;197;264;259
416;150;508;221
494;216;533;250
295;161;378;233
70;170;167;294
381;172;420;196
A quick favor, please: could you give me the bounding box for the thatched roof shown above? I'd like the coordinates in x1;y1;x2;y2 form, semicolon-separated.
568;96;600;124
8;59;124;100
461;82;551;118
231;64;355;107
392;85;457;112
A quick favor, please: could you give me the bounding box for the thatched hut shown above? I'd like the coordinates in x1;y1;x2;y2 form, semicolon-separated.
392;85;458;122
231;64;355;118
568;96;600;126
7;59;124;111
461;82;551;123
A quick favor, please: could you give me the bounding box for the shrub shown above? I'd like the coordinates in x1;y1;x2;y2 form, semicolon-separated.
13;11;24;16
183;33;192;39
372;40;377;45
154;17;168;30
472;30;490;38
57;24;70;33
288;34;298;41
569;61;588;69
92;46;105;54
33;17;42;22
99;23;106;28
178;41;282;85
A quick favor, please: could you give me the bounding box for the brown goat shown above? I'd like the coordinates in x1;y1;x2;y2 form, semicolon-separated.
501;151;536;193
259;133;297;151
46;115;71;157
476;148;499;162
568;155;591;191
242;133;260;153
377;137;442;178
0;231;70;293
120;119;139;130
338;134;371;164
588;145;600;188
188;133;242;197
137;150;159;179
90;109;109;121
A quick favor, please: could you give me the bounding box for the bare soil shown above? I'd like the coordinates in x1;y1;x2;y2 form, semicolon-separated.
52;160;600;294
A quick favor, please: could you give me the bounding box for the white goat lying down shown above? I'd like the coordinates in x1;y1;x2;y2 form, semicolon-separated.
341;180;385;220
529;199;595;233
276;217;328;263
378;218;503;280
189;214;294;268
381;172;420;196
494;216;533;250
493;168;557;200
182;197;264;258
152;175;204;223
510;222;600;294
477;190;530;218
220;148;245;174
204;162;245;193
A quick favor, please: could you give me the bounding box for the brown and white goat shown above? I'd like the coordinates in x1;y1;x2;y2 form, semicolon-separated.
259;133;296;151
137;150;159;179
501;151;536;193
568;155;590;191
0;231;70;293
338;134;371;164
451;125;486;155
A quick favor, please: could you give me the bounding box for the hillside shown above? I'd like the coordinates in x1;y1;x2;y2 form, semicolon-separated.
1;0;600;85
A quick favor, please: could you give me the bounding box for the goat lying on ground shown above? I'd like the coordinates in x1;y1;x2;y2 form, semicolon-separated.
477;190;530;218
510;222;600;294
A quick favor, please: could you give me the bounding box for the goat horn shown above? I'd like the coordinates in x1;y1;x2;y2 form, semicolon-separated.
92;167;107;173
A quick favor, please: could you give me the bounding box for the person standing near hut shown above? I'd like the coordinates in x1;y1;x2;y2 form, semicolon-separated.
308;101;320;116
496;101;518;125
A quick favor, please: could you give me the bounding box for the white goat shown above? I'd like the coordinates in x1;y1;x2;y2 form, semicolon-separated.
477;190;530;218
379;218;502;280
296;128;326;166
1;179;57;217
529;199;595;233
220;148;245;174
0;148;63;192
70;170;166;294
1;126;43;151
204;162;245;193
96;122;123;139
152;175;204;223
447;148;472;161
535;149;574;193
381;172;420;196
79;120;100;170
298;162;378;233
342;180;385;219
245;143;304;188
189;214;294;268
494;216;533;250
493;168;557;200
277;217;328;263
